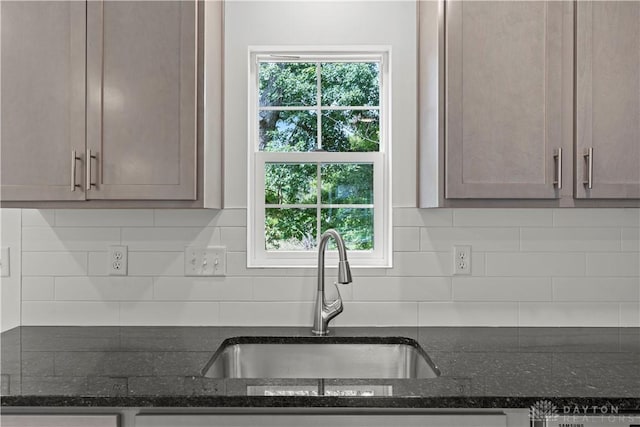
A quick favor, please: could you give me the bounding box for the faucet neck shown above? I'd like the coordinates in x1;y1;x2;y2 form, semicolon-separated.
316;229;349;291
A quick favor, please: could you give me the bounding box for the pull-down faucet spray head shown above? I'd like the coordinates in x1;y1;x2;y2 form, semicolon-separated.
337;260;352;284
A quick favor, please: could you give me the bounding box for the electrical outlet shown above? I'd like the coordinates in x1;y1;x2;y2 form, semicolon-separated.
184;246;226;277
0;247;10;277
453;245;471;275
108;245;128;276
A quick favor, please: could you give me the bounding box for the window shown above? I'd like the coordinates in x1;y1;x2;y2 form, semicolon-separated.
248;49;391;268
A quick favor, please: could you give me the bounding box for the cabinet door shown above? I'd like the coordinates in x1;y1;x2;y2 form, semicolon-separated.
0;415;118;427
446;1;573;199
86;1;197;200
137;414;506;427
575;1;640;199
0;1;86;201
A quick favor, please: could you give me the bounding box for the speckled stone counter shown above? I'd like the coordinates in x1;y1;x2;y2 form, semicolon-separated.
1;326;639;409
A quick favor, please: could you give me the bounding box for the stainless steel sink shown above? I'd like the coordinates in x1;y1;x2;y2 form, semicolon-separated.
201;337;440;379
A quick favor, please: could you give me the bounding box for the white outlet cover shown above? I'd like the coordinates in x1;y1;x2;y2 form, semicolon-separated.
453;245;472;275
108;245;128;276
0;247;10;277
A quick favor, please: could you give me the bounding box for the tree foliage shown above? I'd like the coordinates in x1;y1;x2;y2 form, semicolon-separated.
259;61;380;251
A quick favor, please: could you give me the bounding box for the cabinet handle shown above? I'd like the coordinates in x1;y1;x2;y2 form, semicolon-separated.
86;149;97;191
71;150;81;191
583;147;593;189
553;148;562;189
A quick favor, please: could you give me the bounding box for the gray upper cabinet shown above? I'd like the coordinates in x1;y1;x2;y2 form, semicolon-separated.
1;1;87;201
86;1;197;200
575;1;640;199
445;1;573;199
1;0;204;204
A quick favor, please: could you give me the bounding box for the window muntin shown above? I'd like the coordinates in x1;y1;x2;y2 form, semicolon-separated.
249;51;391;268
257;61;381;153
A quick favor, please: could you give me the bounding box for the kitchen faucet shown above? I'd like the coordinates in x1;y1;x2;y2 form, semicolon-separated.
312;229;352;336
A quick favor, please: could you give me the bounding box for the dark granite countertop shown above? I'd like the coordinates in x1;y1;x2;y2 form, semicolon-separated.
1;326;639;409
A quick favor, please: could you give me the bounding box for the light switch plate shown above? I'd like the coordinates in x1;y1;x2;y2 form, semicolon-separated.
0;247;10;277
184;246;226;276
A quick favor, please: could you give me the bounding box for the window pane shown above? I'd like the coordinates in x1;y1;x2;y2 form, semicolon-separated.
321;62;380;106
321;110;379;152
266;208;317;251
321;208;373;251
259;62;317;107
265;163;317;205
259;110;317;152
321;163;373;204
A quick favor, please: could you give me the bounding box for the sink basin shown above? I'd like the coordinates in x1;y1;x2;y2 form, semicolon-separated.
201;336;440;379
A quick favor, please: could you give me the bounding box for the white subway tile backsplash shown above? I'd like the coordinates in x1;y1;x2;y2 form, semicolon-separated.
219;227;247;251
219;302;314;326
213;209;248;227
153;209;219;227
349;268;391;277
420;227;519;252
120;302;220;325
626;208;640;226
352;277;451;301
519;302;620;327
486;253;585;277
393;208;452;227
22;227;120;252
520;227;621;252
22;277;55;301
553;208;640;227
87;252;108;276
586;253;640;277
154;209;247;227
122;227;219;251
453;209;552;227
470;252;486;276
21;209;55;227
22;301;119;325
622;228;640;252
54;277;153;301
251;276;318;301
56;209;154;227
8;207;639;327
22;252;87;276
418;302;519;326
388;252;451;276
334;302;418;326
393;227;421;252
226;252;318;277
127;252;184;276
552;278;639;302
153;277;253;301
452;277;552;302
155;208;247;228
620;303;640;327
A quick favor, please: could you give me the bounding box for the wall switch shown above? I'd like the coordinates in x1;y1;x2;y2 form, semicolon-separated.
453;245;471;275
108;245;128;276
0;247;10;277
184;246;226;277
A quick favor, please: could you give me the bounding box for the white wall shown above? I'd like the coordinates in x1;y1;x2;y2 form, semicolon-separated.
224;0;418;207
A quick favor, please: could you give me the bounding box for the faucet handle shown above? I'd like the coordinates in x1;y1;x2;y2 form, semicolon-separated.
324;282;343;313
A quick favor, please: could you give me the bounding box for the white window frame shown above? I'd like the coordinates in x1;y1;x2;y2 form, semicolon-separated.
247;47;392;268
